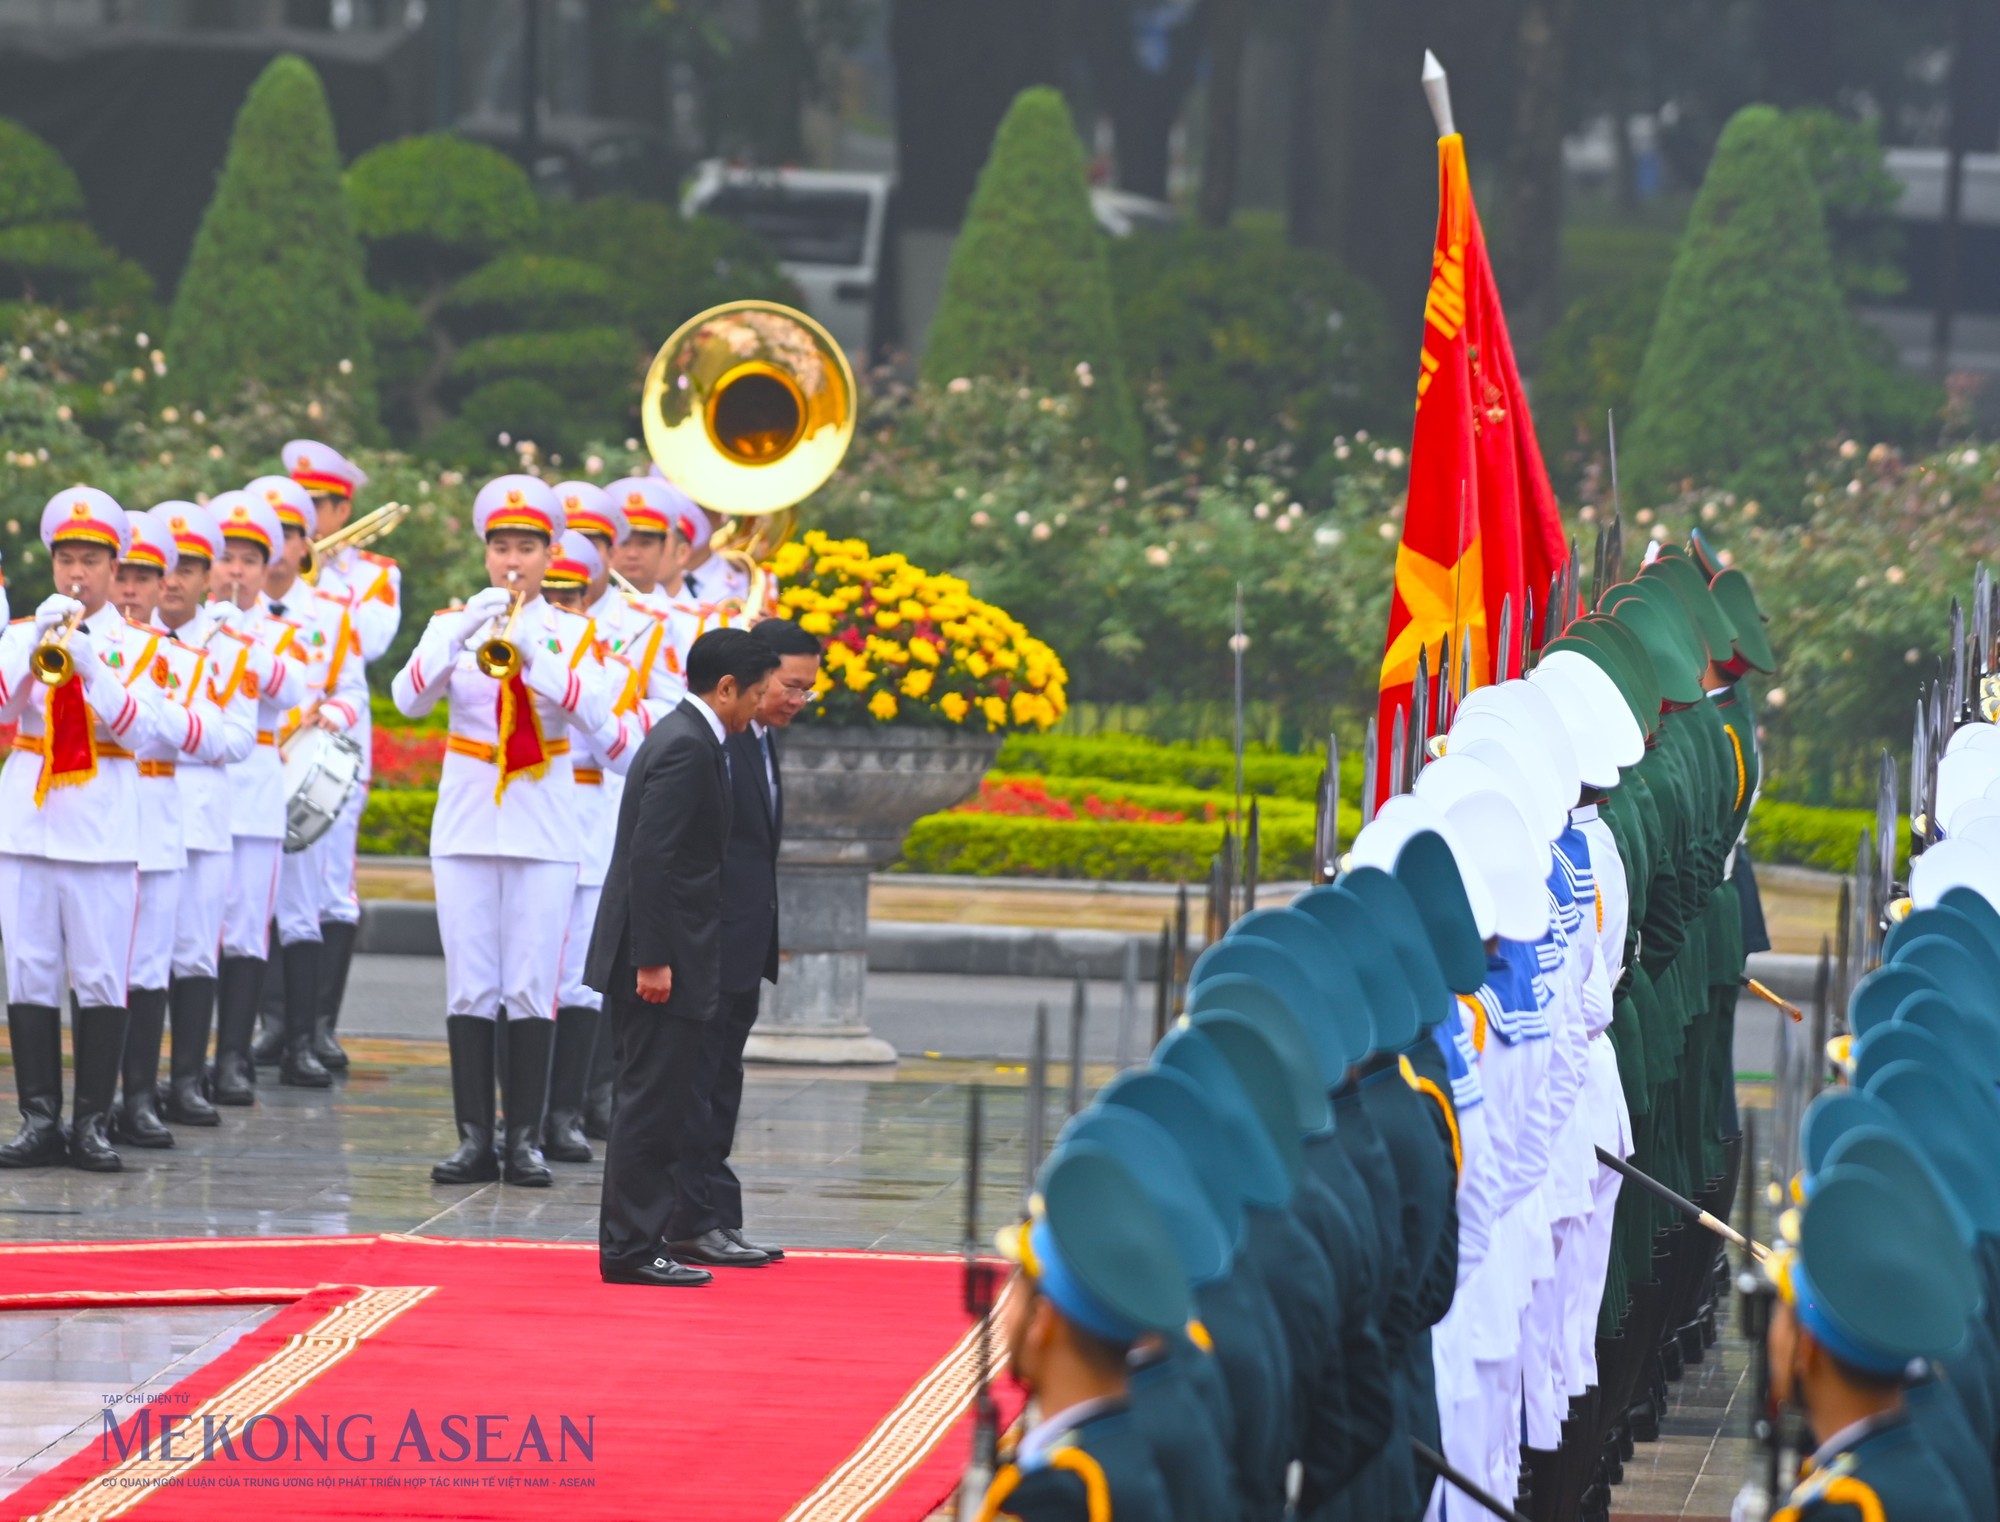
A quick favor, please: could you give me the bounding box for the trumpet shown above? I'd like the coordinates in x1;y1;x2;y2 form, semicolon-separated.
32;589;85;687
475;578;530;680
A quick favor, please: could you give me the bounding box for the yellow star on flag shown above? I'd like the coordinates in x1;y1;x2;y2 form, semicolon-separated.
1380;535;1488;690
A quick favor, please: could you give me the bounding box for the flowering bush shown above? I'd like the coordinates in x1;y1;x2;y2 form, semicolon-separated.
955;776;1189;824
372;727;445;789
766;529;1068;731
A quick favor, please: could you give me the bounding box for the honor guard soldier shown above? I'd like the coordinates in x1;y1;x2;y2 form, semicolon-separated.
983;1142;1183;1522
204;490;311;1106
0;490;162;1170
537;529;656;1163
557;480;682;707
390;476;613;1187
1760;1131;1980;1521
243;474;368;1087
606;474;697;614
674;484;750;609
283;439;399;1055
150;503;260;1127
108;511;244;1148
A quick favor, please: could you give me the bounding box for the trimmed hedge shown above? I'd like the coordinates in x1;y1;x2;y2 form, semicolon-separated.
1746;799;1909;877
995;734;1358;802
982;769;1317;825
898;812;1319;881
359;788;436;857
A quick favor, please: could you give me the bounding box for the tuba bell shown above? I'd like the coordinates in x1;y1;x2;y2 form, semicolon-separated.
640;300;857;596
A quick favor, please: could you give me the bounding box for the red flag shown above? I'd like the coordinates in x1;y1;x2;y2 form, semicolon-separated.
1375;132;1566;804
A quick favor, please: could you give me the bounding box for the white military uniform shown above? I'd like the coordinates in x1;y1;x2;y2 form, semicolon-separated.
390;514;613;1025
271;583;369;948
303;542;398;926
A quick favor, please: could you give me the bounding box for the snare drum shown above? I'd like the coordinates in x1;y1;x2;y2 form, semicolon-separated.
281;725;365;853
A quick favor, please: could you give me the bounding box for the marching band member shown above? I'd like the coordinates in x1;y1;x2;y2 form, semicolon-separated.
205;490;310;1106
538;530;656;1162
607;473;696;613
284;440;399;1063
152;503;260;1128
557;480;682;707
0;490;160;1171
673;486;749;608
107;511;242;1148
242;475;368;1088
390;476;613;1187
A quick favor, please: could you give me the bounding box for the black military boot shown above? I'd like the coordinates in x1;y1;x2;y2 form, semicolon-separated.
432;1015;499;1184
0;1004;66;1167
312;919;356;1071
251;926;286;1065
69;1005;130;1172
541;1006;597;1163
163;976;220;1126
212;956;265;1105
581;1010;615;1140
278;939;332;1088
501;1016;554;1187
114;987;175;1148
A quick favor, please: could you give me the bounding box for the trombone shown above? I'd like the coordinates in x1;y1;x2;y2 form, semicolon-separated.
475;575;530;680
31;585;85;686
304;500;410;585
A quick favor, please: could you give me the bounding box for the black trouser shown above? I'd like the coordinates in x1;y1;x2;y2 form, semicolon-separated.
700;987;764;1233
597;983;714;1268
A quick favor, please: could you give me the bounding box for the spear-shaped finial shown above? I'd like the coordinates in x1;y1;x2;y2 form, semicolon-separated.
1422;50;1455;137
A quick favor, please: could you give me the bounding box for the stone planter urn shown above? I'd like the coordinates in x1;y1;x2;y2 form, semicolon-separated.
745;724;1001;1064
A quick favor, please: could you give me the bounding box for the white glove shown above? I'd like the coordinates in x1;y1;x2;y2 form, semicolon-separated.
454;587;516;649
521;628;570;704
35;593;82;635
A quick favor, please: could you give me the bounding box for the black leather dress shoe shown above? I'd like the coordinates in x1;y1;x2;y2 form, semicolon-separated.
666;1228;770;1267
725;1228;785;1262
600;1253;712;1288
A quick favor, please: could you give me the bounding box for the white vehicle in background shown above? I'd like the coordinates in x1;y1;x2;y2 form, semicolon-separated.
684;163;892;366
686;160;1179;368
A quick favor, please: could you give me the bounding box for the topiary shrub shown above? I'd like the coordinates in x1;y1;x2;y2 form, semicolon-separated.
1532;272;1667;491
1623;105;1857;515
922;87;1142;470
0;119;152;312
166;55;374;418
1110;219;1397;460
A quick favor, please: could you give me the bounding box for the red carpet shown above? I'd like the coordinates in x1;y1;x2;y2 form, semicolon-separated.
1;1236;1022;1522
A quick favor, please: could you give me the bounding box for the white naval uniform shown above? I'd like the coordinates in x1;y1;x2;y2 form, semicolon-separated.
216;604;310;961
0;611;160;1008
308;546;401;929
273;586;370;948
390;597;613;1023
556;694;652;1012
161;608;260;981
126;628;240;992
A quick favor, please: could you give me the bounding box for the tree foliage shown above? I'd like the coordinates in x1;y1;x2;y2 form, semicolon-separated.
165;55;374;418
1110;219;1399;462
1623;105;1858;514
922;87;1142;469
0;119;151;313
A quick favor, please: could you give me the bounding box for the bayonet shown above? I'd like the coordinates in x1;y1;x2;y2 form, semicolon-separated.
1412;644;1431;788
1949;597;1967;720
1496;594;1513;684
1362;715;1379;824
1390;704;1408;801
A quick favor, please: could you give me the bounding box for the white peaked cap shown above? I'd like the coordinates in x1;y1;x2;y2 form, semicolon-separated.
1530;649;1642;780
1943;721;2000;758
1911;836;2000;911
1936;748;2000;836
1950;813;2000;856
1353;792;1498;941
1945;795;2000;839
1443;709;1567;841
1439;786;1552;942
1418;747;1546;849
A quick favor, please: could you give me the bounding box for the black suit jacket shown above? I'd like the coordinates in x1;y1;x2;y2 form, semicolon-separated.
584;701;732;1021
719;725;782;993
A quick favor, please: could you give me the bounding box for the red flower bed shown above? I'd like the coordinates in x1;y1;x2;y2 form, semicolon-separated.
953;777;1185;826
373;727;446;788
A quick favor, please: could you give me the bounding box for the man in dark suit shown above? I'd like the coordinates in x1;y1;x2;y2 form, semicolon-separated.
697;617;824;1263
588;627;780;1288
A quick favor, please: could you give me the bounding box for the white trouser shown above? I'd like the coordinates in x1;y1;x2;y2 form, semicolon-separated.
0;855;139;1008
318;781;364;927
220;836;282;961
432;856;577;1022
130;868;182;993
171;848;233;980
276;841;325;946
1565;1037;1628;1393
557;881;603;1012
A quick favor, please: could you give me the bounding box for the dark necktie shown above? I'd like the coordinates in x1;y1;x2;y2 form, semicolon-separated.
684;570;700;598
762;731;778;814
269;601;286;618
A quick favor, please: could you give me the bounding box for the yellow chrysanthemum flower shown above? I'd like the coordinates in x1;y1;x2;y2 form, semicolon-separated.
940;692;971;722
981;696;1007;727
868;690;899;721
901;668;934;698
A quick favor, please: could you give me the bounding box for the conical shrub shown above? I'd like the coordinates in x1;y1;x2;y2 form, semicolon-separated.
1624;105;1857;514
167;54;374;418
923;87;1141;469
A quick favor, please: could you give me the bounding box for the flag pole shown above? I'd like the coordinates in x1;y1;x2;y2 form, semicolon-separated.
1422;50;1454;137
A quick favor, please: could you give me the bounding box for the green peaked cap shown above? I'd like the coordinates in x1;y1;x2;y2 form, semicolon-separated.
1707;569;1775;674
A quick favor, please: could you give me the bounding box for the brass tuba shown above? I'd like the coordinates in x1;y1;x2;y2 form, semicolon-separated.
640;300;857;611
